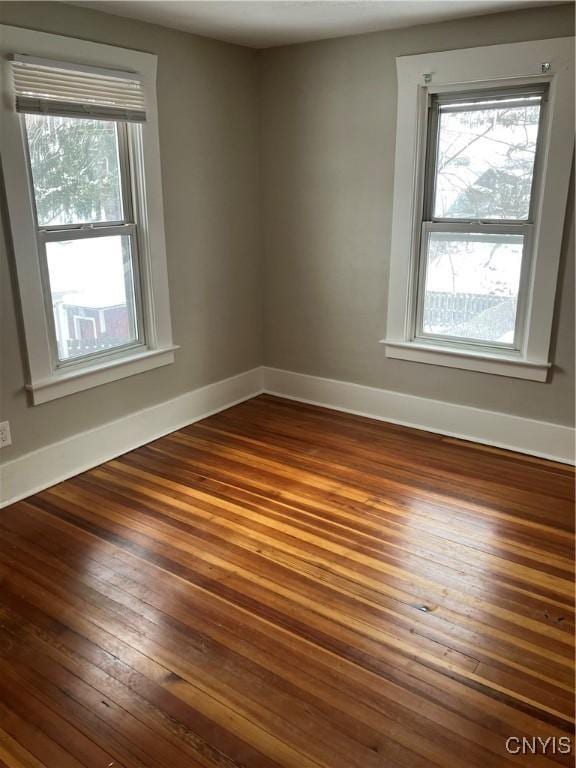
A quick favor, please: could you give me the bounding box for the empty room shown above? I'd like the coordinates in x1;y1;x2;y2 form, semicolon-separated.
0;0;574;765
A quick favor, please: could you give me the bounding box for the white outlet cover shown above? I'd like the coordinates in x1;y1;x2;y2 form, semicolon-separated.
0;421;12;448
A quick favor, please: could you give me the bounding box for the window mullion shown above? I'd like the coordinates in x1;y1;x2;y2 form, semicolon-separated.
425;221;531;235
38;223;136;242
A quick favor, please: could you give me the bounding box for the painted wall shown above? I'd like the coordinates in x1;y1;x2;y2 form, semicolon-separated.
1;2;574;468
0;2;262;461
260;3;575;426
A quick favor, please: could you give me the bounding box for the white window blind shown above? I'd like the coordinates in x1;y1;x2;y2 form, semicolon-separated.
10;54;146;122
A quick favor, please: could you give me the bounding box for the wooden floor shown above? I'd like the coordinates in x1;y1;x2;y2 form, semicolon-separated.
0;395;574;767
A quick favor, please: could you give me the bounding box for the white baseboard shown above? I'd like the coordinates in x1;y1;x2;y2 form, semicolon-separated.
2;364;572;508
262;367;575;465
0;367;264;508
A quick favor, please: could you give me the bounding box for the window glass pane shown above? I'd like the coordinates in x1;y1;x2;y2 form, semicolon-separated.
24;114;124;226
45;235;139;361
433;98;541;220
421;232;523;345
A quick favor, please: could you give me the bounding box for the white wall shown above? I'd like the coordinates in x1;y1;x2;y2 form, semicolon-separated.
0;1;262;461
0;2;574;476
260;3;575;427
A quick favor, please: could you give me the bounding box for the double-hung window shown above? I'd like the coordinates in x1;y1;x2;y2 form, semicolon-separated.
384;38;573;381
416;85;545;351
24;104;144;366
1;27;175;404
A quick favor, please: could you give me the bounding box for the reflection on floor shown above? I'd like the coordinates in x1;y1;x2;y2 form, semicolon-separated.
0;394;573;767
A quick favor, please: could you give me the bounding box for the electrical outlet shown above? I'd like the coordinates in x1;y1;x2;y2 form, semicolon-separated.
0;421;12;448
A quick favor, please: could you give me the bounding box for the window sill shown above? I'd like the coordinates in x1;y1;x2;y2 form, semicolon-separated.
25;345;179;405
380;340;550;381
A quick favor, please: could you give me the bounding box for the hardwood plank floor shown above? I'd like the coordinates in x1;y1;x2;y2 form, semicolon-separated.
0;394;573;767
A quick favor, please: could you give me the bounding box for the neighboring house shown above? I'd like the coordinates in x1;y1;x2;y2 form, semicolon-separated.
52;290;129;359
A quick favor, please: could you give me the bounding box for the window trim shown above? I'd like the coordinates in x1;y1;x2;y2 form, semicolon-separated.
381;37;574;381
0;25;177;404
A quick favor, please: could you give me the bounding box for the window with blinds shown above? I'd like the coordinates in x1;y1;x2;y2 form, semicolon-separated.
2;27;175;403
10;54;146;122
12;54;148;366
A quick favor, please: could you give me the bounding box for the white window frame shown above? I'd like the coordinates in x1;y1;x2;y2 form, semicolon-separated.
382;38;574;381
1;25;177;404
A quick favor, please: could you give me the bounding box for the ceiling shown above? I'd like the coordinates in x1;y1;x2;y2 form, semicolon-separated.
70;0;566;49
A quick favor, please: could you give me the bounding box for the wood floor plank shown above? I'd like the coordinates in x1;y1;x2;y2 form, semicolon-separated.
0;395;573;766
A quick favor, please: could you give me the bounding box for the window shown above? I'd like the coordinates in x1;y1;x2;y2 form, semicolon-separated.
416;86;545;351
25;114;143;365
384;38;574;381
1;27;176;403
